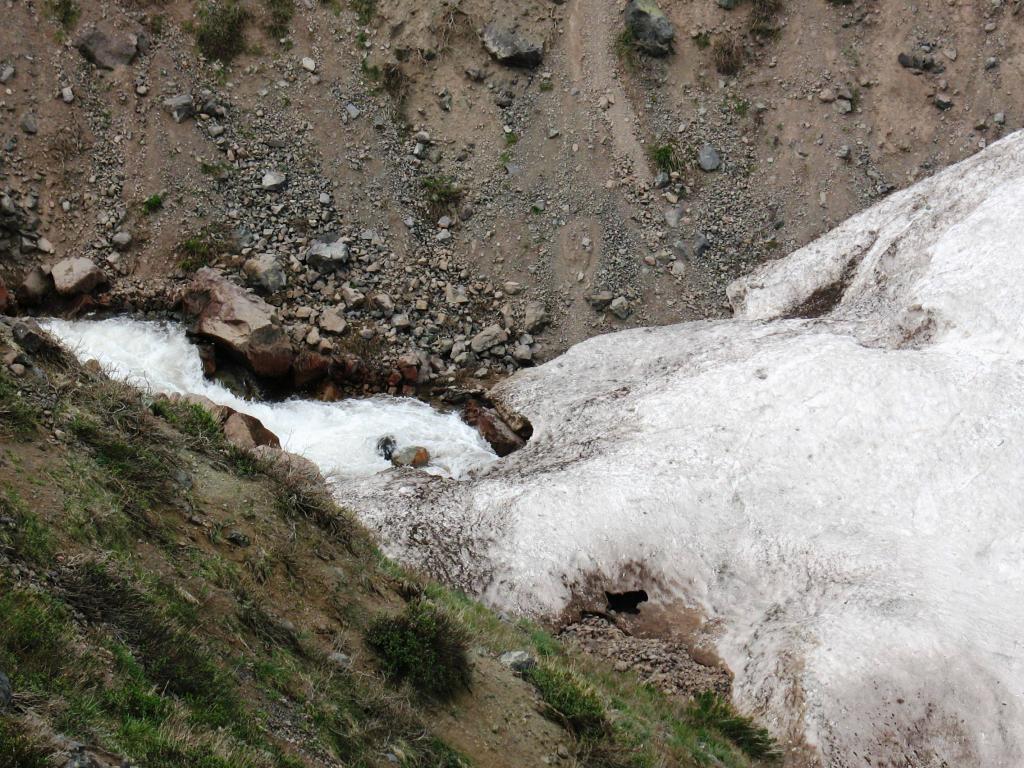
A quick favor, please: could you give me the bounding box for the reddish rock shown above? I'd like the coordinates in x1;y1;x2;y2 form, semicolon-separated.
391;446;430;468
0;277;9;313
223;412;281;451
464;399;526;457
181;268;294;379
396;352;423;383
292;350;330;389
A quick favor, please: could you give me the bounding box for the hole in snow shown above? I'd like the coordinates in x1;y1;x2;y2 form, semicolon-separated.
605;589;649;614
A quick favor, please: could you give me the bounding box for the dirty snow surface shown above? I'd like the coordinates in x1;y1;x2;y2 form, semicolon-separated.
345;133;1024;766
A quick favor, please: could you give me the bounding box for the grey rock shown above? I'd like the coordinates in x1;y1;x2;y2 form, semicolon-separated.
482;24;544;68
524;300;548;332
76;25;139;69
20;113;38;135
587;291;614;310
162;94;194;123
307;237;350;273
934;93;954;111
0;65;14;83
717;0;739;7
471;324;509;353
625;0;675;57
653;171;670;189
243;254;287;293
51;258;105;296
340;284;365;307
328;651;351;669
111;231;132;249
318;307;347;334
664;205;684;228
698;143;721;172
609;296;631;319
499;650;537;674
261;171;287;191
61;86;75;104
512;344;533;363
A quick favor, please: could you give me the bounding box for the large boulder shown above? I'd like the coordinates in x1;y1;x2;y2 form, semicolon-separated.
463;399;526;456
76;24;139;69
482;24;544;68
18;266;51;306
51;258;106;296
625;0;675;57
181;268;294;378
242;254;287;293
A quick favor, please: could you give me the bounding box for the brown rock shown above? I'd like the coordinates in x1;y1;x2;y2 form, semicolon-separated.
391;446;430;468
292;350;330;389
463;399;526;457
51;258;105;296
76;24;139;69
223;412;281;451
252;445;324;484
396;352;423;383
0;277;9;313
18;266;52;306
181;268;294;378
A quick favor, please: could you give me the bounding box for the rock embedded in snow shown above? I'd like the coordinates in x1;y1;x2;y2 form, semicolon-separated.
342;132;1024;768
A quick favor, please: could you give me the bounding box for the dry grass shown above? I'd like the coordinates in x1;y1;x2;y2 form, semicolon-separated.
712;35;745;76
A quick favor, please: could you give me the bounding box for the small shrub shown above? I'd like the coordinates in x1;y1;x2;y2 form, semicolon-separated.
527;664;606;737
364;600;471;699
694;31;710;49
504;131;519;147
614;28;637;69
421;175;462;217
262;0;294;37
712;35;744;76
176;226;231;272
749;0;783;37
686;691;780;760
46;0;79;30
142;193;163;214
648;142;682;174
196;1;250;62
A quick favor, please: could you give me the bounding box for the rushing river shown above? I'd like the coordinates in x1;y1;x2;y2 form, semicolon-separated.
42;317;498;480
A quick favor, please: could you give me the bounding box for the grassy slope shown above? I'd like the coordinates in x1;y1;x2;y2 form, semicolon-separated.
0;323;776;768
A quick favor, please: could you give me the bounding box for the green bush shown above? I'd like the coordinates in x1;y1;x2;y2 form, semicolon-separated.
648;142;682;174
421;175;462;217
527;664;606;737
46;0;79;30
350;0;375;24
196;1;250;62
262;0;294;37
364;600;471;699
686;691;780;761
142;193;163;214
0;489;54;564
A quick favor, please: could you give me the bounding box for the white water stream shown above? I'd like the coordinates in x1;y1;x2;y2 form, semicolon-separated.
42;318;498;480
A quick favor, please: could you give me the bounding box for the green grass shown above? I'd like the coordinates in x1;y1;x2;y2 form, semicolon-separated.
364;600;471;700
504;131;519;147
694;31;710;50
262;0;294;37
528;664;606;737
648;142;682;174
614;28;638;70
151;398;223;446
0;585;72;690
350;0;376;24
142;193;164;214
0;488;54;564
176;226;231;272
686;692;780;761
421;174;462;217
0;373;38;439
197;1;250;62
46;0;79;30
0;718;53;768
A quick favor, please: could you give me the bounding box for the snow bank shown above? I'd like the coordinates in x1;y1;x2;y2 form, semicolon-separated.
342;133;1024;766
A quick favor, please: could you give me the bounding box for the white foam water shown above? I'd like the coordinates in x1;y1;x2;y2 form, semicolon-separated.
41;317;498;481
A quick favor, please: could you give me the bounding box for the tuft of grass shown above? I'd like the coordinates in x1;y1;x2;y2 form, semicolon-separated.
0;585;71;690
0;373;38;439
0;488;54;564
527;664;606;737
0;718;53;768
176;226;231;272
262;0;294;38
712;35;744;76
686;691;780;761
350;0;375;25
46;0;79;30
749;0;783;38
614;28;638;70
694;31;710;50
504;131;519;146
648;142;682;174
151;399;222;446
364;599;471;699
421;174;462;217
196;1;250;62
142;193;164;214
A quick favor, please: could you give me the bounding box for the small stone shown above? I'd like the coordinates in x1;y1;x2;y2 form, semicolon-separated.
162;94;194;123
697;144;721;171
934;93;954;111
20;113;38;135
328;651;351;669
301;56;316;72
60;86;74;103
609;296;631;319
111;231;132;249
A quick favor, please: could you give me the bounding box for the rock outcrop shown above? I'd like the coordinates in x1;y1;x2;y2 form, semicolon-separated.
180;268;294;378
481;24;544;68
625;0;675;57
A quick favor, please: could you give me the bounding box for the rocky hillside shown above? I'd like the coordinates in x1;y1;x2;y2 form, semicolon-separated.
0;317;780;767
2;0;1020;395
